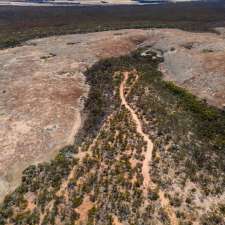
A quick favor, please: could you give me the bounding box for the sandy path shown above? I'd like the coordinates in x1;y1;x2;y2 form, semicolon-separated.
120;71;178;225
120;72;153;193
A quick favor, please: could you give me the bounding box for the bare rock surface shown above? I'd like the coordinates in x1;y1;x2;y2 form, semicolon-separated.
147;29;225;108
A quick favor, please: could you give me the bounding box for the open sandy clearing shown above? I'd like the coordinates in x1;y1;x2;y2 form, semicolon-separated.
1;27;225;202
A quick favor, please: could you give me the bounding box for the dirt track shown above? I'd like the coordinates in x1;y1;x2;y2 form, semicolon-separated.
120;72;153;192
120;71;178;225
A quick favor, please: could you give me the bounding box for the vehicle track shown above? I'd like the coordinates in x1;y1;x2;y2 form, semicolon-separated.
120;71;179;225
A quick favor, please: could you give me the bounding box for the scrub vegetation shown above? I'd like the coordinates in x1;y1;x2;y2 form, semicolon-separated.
1;48;225;224
1;1;225;49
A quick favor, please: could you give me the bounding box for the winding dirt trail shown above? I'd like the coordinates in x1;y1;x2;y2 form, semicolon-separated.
120;71;179;225
120;72;153;193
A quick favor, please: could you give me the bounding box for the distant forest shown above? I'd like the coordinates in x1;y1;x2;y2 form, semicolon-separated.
0;1;225;48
